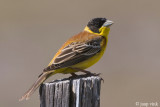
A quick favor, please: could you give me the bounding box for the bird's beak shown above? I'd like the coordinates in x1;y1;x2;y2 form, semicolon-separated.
102;20;114;27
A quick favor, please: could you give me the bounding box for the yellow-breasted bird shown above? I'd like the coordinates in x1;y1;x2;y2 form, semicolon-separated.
19;17;113;101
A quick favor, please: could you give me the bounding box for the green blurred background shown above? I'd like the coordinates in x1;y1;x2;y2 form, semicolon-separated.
0;0;160;107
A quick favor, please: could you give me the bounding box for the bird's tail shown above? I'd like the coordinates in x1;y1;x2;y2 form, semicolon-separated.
19;71;55;101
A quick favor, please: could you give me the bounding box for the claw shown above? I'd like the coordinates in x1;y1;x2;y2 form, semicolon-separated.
69;73;79;79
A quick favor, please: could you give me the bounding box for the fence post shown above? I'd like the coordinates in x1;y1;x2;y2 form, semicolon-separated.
39;76;102;107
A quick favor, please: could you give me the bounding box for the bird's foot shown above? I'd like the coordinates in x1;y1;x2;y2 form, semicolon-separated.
85;72;104;82
69;73;79;79
68;67;104;82
84;72;100;76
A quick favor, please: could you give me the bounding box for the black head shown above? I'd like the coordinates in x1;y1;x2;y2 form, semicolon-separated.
87;18;106;33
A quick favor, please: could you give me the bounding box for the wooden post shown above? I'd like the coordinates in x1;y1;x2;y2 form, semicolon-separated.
39;76;102;107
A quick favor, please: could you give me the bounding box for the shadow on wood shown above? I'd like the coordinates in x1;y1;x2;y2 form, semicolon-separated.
39;75;102;107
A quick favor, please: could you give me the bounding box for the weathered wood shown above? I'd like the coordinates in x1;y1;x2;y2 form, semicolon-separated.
39;76;102;107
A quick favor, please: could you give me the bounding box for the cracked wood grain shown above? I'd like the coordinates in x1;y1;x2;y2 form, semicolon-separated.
40;76;102;107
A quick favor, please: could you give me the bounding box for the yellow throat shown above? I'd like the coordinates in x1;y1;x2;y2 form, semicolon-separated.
84;26;110;38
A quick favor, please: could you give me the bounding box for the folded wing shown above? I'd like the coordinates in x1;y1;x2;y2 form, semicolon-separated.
43;36;102;71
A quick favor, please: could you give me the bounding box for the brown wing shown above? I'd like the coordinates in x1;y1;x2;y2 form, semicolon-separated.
43;31;102;72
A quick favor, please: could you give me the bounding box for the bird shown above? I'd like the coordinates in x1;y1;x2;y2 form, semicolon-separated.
19;17;113;101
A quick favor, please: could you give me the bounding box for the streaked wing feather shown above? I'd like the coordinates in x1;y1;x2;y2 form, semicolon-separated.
44;36;102;71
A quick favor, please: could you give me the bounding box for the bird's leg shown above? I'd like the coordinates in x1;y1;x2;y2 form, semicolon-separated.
76;68;104;82
78;69;93;75
70;67;101;76
69;67;104;81
68;72;79;79
70;73;78;76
